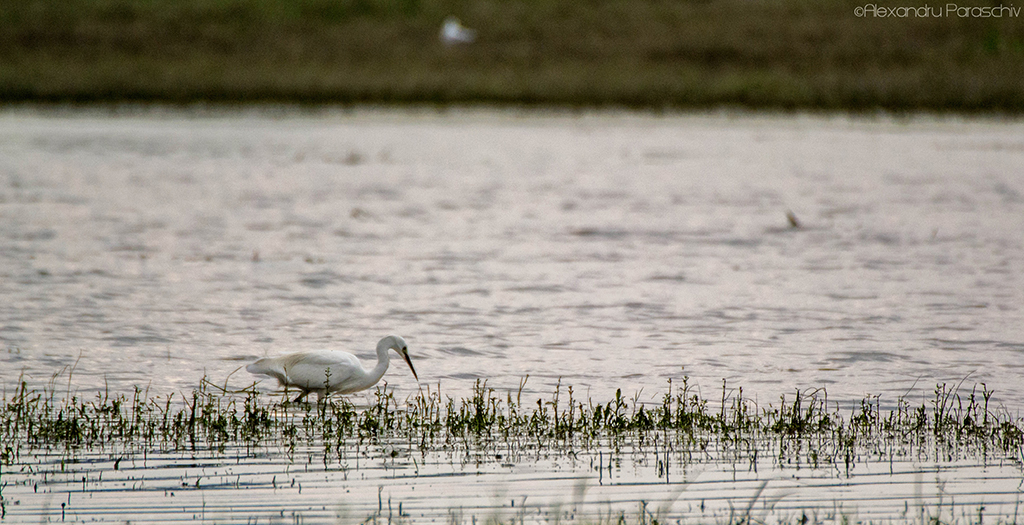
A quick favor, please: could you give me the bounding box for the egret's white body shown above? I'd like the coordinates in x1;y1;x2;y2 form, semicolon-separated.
440;16;476;45
246;335;417;402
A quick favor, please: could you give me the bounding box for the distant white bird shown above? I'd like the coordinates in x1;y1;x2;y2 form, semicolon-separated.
246;335;418;402
440;16;476;45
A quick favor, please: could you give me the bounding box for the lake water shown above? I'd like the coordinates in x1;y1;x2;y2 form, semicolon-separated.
1;107;1023;522
2;107;1022;410
6;440;1024;523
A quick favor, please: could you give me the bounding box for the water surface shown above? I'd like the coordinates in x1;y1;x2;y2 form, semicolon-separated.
1;107;1023;410
6;442;1022;523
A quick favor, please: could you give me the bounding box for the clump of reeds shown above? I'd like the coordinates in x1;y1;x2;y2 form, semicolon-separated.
2;376;1022;472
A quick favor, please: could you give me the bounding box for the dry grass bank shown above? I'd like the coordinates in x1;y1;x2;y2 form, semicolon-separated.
1;0;1023;110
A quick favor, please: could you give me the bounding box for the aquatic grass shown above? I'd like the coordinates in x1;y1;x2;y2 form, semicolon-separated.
2;377;1023;474
2;377;1023;524
0;378;281;461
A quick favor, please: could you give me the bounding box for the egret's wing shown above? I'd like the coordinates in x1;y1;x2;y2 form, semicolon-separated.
246;358;290;385
277;350;363;391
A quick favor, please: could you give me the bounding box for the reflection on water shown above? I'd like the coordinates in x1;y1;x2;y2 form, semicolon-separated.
5;439;1023;523
1;108;1023;410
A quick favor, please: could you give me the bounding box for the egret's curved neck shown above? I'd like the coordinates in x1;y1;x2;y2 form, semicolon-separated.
351;341;391;392
372;342;392;380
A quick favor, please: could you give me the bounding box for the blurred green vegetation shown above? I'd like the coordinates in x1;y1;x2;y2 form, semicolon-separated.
1;0;1022;110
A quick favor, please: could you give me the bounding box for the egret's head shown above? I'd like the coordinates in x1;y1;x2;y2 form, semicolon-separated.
381;334;418;381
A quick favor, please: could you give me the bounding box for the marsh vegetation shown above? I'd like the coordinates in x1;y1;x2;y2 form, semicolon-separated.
4;376;1022;465
2;376;1022;522
2;0;1023;110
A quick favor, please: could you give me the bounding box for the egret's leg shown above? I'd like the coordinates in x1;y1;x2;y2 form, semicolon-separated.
293;389;311;403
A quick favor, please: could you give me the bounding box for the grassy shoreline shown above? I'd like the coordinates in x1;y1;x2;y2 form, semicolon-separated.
2;0;1023;111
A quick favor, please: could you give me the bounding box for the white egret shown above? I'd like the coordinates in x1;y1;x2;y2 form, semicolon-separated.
440;16;476;45
246;335;418;402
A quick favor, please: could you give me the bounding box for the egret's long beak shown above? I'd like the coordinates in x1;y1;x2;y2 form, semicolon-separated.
401;349;419;381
